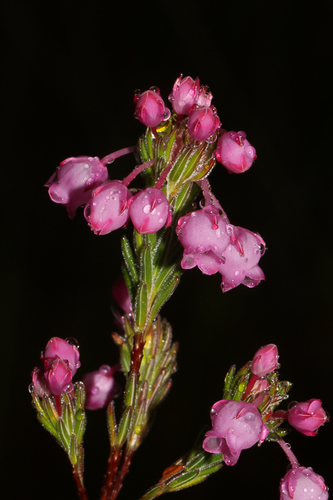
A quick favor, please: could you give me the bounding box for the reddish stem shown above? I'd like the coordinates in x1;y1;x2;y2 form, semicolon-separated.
101;146;136;166
277;440;300;469
109;449;135;500
155;163;174;190
73;468;89;500
122;160;156;187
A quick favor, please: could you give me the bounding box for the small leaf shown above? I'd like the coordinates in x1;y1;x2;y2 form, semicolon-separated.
121;236;139;286
117;407;132;447
135;282;148;329
124;371;137;408
107;401;117;447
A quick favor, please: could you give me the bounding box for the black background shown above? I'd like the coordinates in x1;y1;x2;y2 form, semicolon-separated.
2;1;333;499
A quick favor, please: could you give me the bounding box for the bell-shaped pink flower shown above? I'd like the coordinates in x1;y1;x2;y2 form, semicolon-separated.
288;399;328;436
84;180;131;235
112;275;132;314
43;337;81;376
251;344;279;377
176;206;231;275
280;466;329;500
215;131;257;174
81;365;121;410
128;188;171;234
44;358;73;395
203;400;269;465
168;75;200;115
45;156;109;218
134;88;171;128
219;225;266;292
187;106;220;142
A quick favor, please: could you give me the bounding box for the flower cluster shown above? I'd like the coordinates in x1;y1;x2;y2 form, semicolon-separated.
31;337;80;396
45;75;263;293
202;344;329;498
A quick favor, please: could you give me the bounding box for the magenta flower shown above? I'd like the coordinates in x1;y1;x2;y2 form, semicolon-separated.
196;84;213;107
81;365;121;410
168;75;200;115
215;131;257;174
218;225;266;292
187;106;220;142
288;399;328;436
43;337;81;376
84;180;131;235
251;344;279;377
44;358;73;395
45;156;109;218
112;275;132;314
128;188;171;234
280;467;329;500
134;88;171;128
203;400;269;465
176;206;231;275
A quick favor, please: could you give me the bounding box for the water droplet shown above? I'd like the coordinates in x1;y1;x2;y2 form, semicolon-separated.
99;365;111;374
92;387;99;395
66;337;79;347
143;205;151;214
28;383;35;394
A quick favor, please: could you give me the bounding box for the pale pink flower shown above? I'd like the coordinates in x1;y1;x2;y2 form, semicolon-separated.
82;365;121;410
251;344;279;377
215;131;257;173
128;188;171;234
168;75;200;115
280;467;329;500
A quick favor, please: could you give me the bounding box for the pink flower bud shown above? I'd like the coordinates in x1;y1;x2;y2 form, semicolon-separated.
45;156;109;218
81;365;121;410
196;84;213;107
176;206;231;275
128;188;171;234
31;366;52;398
43;337;81;376
251;344;279;377
187;106;220;142
112;276;132;314
219;225;266;292
84;181;131;235
134;88;171;128
44;358;73;395
203;400;269;465
280;467;329;500
168;75;200;115
288;399;328;436
215;131;257;174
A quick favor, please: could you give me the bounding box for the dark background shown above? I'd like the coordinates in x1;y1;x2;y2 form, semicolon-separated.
2;1;332;499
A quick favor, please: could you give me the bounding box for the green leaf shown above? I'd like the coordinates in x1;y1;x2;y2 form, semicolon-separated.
125;371;137;408
121;236;139;286
117;407;132;447
107;401;117;447
148;274;180;327
135;282;148;329
141;244;153;297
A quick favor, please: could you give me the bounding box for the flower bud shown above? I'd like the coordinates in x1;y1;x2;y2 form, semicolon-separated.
168;75;200;115
45;156;109;218
215;131;257;173
219;225;266;292
31;366;52;398
134;88;171;128
196;84;213;107
203;400;269;465
280;466;329;500
251;344;279;377
43;337;80;376
44;359;73;395
112;275;132;314
176;206;230;275
128;188;171;234
288;399;328;436
81;365;121;410
187;106;220;142
84;181;131;235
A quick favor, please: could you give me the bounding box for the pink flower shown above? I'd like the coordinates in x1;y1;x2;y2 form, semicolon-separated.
219;225;266;292
81;365;121;410
176;206;231;275
112;275;132;314
203;400;269;465
215;131;257;174
43;337;81;376
280;467;329;500
288;399;328;436
251;344;279;377
187;106;220;142
128;188;171;234
168;75;200;115
134;88;171;128
44;358;73;395
84;181;131;235
31;366;52;398
45;156;109;218
196;84;213;107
